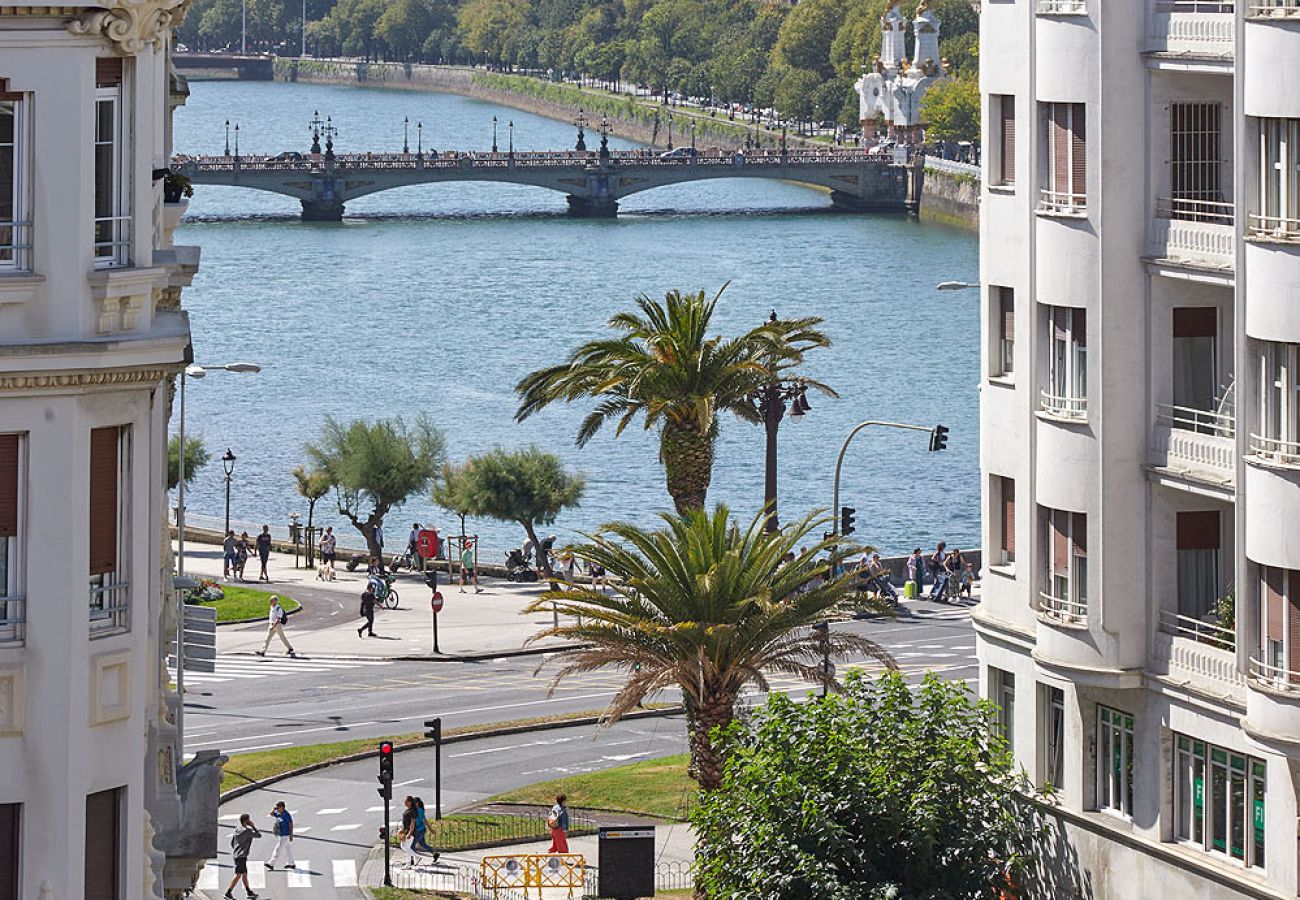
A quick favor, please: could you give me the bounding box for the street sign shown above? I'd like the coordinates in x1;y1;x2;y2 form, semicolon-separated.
430;592;444;613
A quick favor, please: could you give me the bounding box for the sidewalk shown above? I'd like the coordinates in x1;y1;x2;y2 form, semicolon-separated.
179;542;582;661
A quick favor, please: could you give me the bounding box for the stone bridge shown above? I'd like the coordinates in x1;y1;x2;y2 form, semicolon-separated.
172;146;924;220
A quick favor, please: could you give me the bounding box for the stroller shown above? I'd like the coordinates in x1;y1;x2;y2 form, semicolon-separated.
505;548;539;582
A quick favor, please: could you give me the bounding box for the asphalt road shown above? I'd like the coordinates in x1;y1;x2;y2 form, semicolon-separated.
185;597;979;758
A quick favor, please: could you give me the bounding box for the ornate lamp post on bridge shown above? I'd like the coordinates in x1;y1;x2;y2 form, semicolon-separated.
575;109;588;152
323;116;337;162
690;119;696;152
403;116;409;155
416;121;423;161
221;449;238;536
492;115;498;154
224;119;231;157
756;309;815;533
599;116;610;163
508;120;514;158
233;123;240;159
309;110;323;155
667;112;674;150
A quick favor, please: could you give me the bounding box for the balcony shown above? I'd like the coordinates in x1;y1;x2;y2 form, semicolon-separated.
1249;433;1300;469
1247;212;1300;244
1152;611;1245;697
1149;1;1236;61
1037;0;1088;12
1150;403;1236;491
1038;188;1087;216
1247;0;1300;17
1039;389;1088;422
1039;590;1088;627
1149;198;1236;271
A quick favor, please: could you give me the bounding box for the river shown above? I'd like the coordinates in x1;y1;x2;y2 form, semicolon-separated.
171;79;980;561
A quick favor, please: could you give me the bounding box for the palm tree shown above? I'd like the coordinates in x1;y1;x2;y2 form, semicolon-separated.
515;286;832;514
527;505;896;794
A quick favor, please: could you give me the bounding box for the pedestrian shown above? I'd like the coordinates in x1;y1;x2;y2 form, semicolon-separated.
409;523;421;568
235;531;252;581
256;525;272;583
398;795;419;867
460;540;482;594
223;530;237;580
358;584;376;638
588;559;607;593
906;548;923;598
224;813;261;900
319;526;337;573
264;801;295;871
927;542;949;600
412;797;438;861
961;561;976;598
560;551;578;583
547;793;570;853
255;596;296;657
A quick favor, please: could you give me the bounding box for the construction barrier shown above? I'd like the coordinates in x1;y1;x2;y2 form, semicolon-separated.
480;854;586;898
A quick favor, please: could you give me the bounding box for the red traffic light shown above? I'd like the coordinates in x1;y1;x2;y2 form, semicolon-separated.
379;741;394;755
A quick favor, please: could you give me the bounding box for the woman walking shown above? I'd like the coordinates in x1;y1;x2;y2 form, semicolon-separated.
235;531;252;581
547;793;570;853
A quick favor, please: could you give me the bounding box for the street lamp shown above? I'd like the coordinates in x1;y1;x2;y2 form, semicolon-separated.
690;119;696;152
403;116;409;155
575;109;588;152
224;119;231;157
222;449;237;537
508;120;514;156
758;310;817;533
492;115;498;154
233;122;240;158
936;280;979;291
667;112;674;150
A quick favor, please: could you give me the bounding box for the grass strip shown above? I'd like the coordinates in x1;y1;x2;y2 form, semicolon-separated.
219;706;677;794
197;584;301;623
369;888;472;900
488;753;694;821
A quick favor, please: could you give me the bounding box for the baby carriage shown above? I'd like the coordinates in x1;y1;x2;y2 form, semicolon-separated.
505;548;539;582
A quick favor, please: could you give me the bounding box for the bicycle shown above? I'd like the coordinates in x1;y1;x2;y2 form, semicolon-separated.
372;573;400;609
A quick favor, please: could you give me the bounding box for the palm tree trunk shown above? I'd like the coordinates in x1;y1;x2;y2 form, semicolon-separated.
687;693;734;792
661;423;714;514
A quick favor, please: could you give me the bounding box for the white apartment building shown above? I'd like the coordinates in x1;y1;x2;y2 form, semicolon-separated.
977;2;1300;898
0;1;216;898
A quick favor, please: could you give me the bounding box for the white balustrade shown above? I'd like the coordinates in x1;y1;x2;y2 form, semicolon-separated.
1149;199;1236;269
1149;2;1236;57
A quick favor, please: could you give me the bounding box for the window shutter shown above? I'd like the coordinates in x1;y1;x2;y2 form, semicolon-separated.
1052;104;1070;195
1289;572;1300;681
1173;307;1217;339
1176;511;1221;550
1074;308;1086;348
1070;103;1086;200
1000;96;1016;185
1001;479;1015;557
1000;289;1015;343
0;804;16;900
95;58;123;88
0;435;17;540
1266;567;1284;643
85;789;120;900
1052;512;1069;576
1072;512;1087;557
89;428;119;576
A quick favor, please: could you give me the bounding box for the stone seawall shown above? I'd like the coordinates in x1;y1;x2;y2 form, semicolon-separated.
920;167;979;231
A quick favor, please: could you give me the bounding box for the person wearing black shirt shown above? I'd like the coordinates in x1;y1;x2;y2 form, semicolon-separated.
256;526;273;582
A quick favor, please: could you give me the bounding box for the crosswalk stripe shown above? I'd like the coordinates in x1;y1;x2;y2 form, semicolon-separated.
196;862;218;890
287;861;312;888
248;865;266;889
333;859;358;886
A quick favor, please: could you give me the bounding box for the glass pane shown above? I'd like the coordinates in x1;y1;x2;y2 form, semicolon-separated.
1174;335;1217;414
1230;769;1245;859
1176;749;1192;840
1252;768;1265;868
96;99;114;144
1177;548;1218;618
1212;758;1227;852
94;142;114;222
1124;726;1134;814
1193;756;1204;844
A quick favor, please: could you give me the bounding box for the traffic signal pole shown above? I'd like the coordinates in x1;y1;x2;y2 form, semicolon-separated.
425;718;443;819
378;741;394;886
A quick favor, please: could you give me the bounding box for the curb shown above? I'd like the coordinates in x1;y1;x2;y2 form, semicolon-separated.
218;641;591;664
218;705;686;804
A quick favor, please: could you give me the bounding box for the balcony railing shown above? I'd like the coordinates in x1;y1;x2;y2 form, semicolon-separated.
93;215;132;268
1248;212;1300;241
1158;197;1234;225
89;580;130;634
1152;404;1237;485
1150;2;1236;57
1248;0;1300;16
1158;0;1234;9
1038;0;1088;12
1153;612;1245;692
1039;188;1087;215
0;221;33;273
0;594;25;644
1150;199;1235;269
1160;610;1235;649
1039;591;1088;625
1158;402;1235;436
1250;433;1300;468
1040;389;1088;421
1250;656;1300;689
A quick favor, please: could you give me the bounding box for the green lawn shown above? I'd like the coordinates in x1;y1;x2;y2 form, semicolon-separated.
195;585;300;623
489;754;694;821
386;812;596;851
370;888;472;900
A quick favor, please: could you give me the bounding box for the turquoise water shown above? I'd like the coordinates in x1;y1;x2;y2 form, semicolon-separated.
172;80;980;559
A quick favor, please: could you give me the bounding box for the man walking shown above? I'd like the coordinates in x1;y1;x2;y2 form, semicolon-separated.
927;542;949;600
409;523;421;568
358;584;376;638
256;525;273;583
459;539;482;594
256;596;296;657
223;529;237;580
265;801;296;871
224;813;261;899
319;526;336;573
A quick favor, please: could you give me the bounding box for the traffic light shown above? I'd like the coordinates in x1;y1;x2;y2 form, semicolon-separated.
929;424;950;452
377;740;394;791
840;505;856;536
424;718;442;743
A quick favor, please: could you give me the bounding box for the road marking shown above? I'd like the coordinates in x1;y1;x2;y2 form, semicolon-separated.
218;740;293;754
286;861;312;887
333;858;359;886
247;866;266;889
602;752;650;762
317;808;347;815
449;735;581;759
330;823;362;832
366;805;385;812
219;813;241;821
296;826;312;834
191;721;381;752
196;863;218;889
395;777;424;786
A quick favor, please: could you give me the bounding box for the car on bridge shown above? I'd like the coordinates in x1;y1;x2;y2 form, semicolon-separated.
659;147;698;159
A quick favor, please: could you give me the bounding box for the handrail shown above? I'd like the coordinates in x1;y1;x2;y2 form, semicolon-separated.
1247;0;1300;15
1040;389;1088;420
1156;197;1234;225
1037;0;1087;11
89;581;130;633
1039;591;1087;625
1039;188;1087;214
1156;0;1235;10
1156;402;1235;437
0;220;33;272
1158;610;1234;650
1249;433;1300;467
1247;213;1300;239
1250;655;1300;687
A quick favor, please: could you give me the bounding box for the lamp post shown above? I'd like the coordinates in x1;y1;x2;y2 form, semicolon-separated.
222;449;237;536
508;120;514;157
224;119;231;157
492;115;498;154
575;109;588;152
667;112;674;150
417;121;423;158
233;123;240;158
403;116;409;155
241;0;247;54
690;119;696;152
757;310;813;533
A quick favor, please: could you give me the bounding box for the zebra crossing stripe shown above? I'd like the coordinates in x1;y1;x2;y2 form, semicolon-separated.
333;859;358;886
287;861;313;888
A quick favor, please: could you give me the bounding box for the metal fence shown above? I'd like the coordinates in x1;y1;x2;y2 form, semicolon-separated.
387;855;693;896
424;807;597;852
923;156;980;178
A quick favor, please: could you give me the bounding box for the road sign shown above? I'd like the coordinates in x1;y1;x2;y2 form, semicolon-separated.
430;592;444;613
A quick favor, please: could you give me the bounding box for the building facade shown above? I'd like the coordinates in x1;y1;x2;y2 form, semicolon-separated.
977;2;1300;898
0;1;216;898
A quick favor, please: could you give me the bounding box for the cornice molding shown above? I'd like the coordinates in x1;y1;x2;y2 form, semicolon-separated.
65;0;191;54
0;366;176;392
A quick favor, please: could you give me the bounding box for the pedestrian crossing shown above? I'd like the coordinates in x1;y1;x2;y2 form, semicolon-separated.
171;655;392;685
194;858;356;892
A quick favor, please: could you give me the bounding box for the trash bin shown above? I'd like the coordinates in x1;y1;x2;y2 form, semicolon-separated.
904;580;918;599
598;825;654;899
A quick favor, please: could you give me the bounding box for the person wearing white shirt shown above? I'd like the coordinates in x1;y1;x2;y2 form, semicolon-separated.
256;596;296;657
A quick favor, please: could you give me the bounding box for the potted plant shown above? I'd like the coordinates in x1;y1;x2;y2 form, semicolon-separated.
163;171;193;204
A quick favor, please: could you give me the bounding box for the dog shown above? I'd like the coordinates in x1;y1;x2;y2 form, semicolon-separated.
316;561;336;582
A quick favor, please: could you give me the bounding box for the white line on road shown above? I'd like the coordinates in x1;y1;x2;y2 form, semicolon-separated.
333;858;359;886
317;808;346;815
287;862;313;887
448;735;581;759
330;823;363;831
216;740;294;754
395;777;424;786
190;721;381;752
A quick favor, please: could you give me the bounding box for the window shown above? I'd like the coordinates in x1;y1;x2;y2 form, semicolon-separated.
1041;102;1086;212
1256;342;1300;465
1177;511;1221;620
1043;306;1087;418
85;788;121;900
1096;706;1134;817
990;668;1016;752
1175;736;1266;869
93;59;129;268
994;475;1016;565
1254;118;1299;238
0;803;15;900
0;84;29;272
1257;566;1300;685
0;434;22;644
88;426;129;634
993;95;1016;187
1166;103;1228;223
1173;308;1219;419
1041;685;1065;790
993;286;1014;377
1040;507;1087;623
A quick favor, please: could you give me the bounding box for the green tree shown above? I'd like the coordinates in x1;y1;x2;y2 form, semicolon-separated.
940;30;978;78
167;434;209;492
458;446;585;576
304;416;446;559
432;460;474;539
291;464;333;535
920;76;980;143
515;286;832;514
531;506;894;795
772;0;845;79
693;671;1040;899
